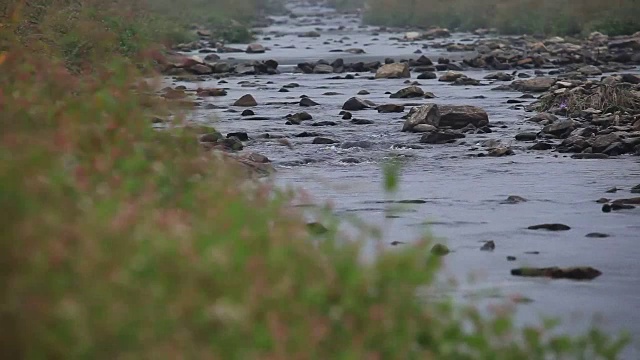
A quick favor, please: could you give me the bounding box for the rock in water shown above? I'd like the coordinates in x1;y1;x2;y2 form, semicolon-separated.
402;104;440;132
375;63;410;79
511;77;556;92
300;98;320;107
233;94;257;107
342;97;372;111
439;105;489;129
246;43;266;53
511;267;602;280
480;241;495;251
390;86;424;98
527;223;571;231
431;244;450;256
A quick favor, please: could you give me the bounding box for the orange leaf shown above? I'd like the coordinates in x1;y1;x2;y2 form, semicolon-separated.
0;53;7;66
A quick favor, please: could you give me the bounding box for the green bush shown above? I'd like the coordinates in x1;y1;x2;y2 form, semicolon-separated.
362;0;640;36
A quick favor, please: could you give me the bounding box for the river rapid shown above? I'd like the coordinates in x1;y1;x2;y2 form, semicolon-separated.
168;1;640;356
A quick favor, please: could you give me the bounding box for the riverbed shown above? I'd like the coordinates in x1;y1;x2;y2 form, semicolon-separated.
168;1;640;356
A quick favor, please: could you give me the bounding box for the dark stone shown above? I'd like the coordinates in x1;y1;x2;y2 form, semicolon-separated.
312;137;339;144
515;132;538;141
226;132;249;141
511;267;602;280
586;233;610;238
376;104;405;113
300;98;320;107
241;109;255;117
420;130;465;144
480;241;495;251
311;121;338;127
527;223;571;231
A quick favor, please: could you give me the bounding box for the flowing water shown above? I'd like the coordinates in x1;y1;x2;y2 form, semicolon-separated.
169;1;640;356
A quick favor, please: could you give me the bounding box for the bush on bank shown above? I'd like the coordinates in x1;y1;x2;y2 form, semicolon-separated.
361;0;640;36
0;0;630;358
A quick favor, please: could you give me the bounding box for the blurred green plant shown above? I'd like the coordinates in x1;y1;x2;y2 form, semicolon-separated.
0;0;632;358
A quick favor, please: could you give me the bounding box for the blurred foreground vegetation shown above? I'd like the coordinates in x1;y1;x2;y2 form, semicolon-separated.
332;0;640;36
0;0;631;358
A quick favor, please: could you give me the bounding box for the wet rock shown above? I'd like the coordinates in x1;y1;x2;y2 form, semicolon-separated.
591;133;621;153
402;104;440;132
438;71;465;82
313;63;334;74
233;94;257;107
586;233;610;238
417;72;437;80
502;195;527;204
608;37;640;51
241;109;255;117
340;157;361;164
285;112;313;124
412;124;438;133
377;104;405;113
346;48;366;54
612;197;640;205
342;112;352;120
481;241;495;251
542;120;575;137
188;63;214;75
295;131;319;138
246;43;266;54
375;63;410;79
311;121;337;127
415;55;433;66
578;65;602;76
511;267;602;280
431;243;450;256
527;112;558;123
487;147;514;157
299;31;321;38
439;105;489;129
351;119;374;125
357;90;370;95
227;132;249;141
300;98;320;107
507;256;517;261
196;88;227;97
341;141;373;149
312;137;339;145
391;86;424;98
342;97;373;111
530;142;554;150
452;77;481;86
631;184;640;194
515;132;538;141
420;130;465;144
527;223;571;231
485;72;514;81
511;77;556;92
571;153;610;159
200;132;224;143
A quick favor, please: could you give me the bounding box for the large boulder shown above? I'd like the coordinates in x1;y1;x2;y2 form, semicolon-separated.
390;86;424;98
375;63;410;79
511;77;556;92
402;104;440;132
342;97;374;111
233;94;257;107
439;105;489;129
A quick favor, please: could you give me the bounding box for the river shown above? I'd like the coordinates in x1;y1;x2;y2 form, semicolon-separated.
170;1;640;357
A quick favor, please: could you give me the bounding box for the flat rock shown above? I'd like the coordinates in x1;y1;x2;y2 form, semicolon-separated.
511;77;556;92
527;223;571;231
511;267;602;280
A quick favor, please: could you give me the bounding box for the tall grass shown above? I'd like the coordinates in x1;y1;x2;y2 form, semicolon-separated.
362;0;640;36
0;0;631;357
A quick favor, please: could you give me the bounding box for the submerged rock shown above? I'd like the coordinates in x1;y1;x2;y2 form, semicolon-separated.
511;267;602;280
527;223;571;231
